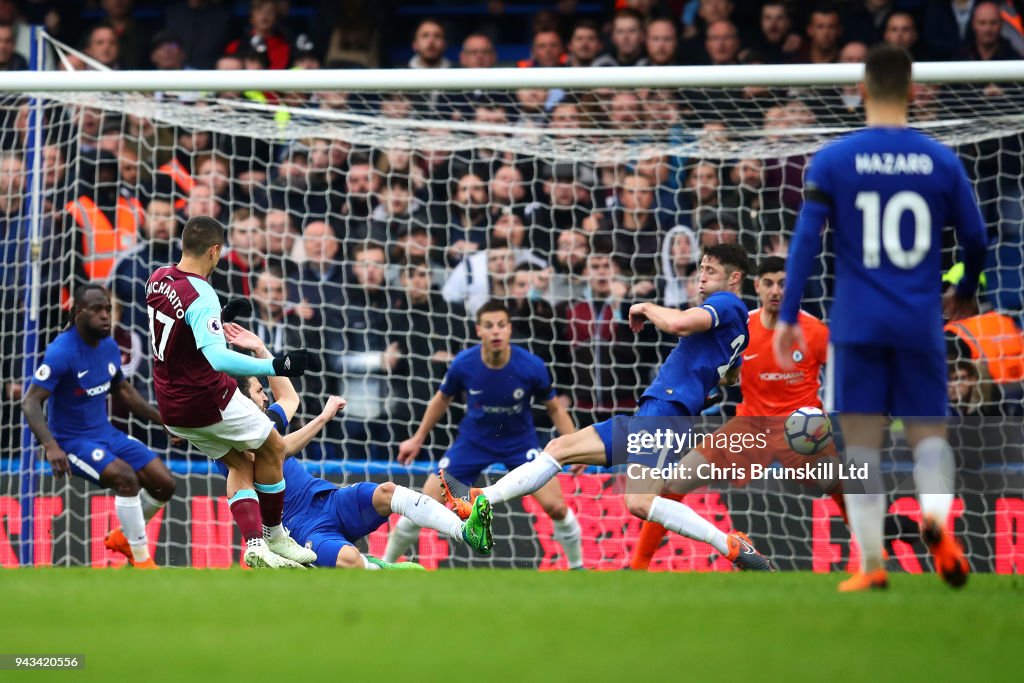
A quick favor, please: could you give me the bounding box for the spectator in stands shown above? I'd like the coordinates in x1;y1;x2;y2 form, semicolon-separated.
704;19;741;65
388;223;445;284
697;210;741;247
438;172;488;265
370;176;427;248
646;17;681;66
1;152;27;450
491;210;531;253
442;239;543;315
558;250;658;423
163;0;231;70
594;9;648;66
842;0;893;47
335;241;397;454
506;263;559;367
0;21;26;70
634;146;685;217
225;0;291;70
40;144;69;220
607;90;645;130
111;197;178;339
323;0;382;68
607;172;665;278
519;29;564;68
744;1;802;64
340;157;380;254
999;0;1024;55
794;4;842;64
63;150;142;289
460;33;496;68
488;164;529;225
526;162;591;254
408;18;449;69
729;157;789;253
547;228;590;304
962;1;1020;60
212;208;265;299
924;0;980;60
180;181;221;223
680;0;734;62
834;41;869;119
296;220;345;331
249;266;323;423
263;207;300;280
149;31;187;70
947;359;1001;417
567;19;603;67
944;275;1024;389
83;23;120;69
659;225;700;309
291;33;321;70
387;259;466;442
683;159;725;226
101;0;144;69
882;11;929;61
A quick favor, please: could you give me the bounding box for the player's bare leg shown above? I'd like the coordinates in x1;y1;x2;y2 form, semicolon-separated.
380;479;493;562
530;478;584;569
631;449;709;570
905;421;969;588
837;413;890;591
105;459;175;568
96;459;157;568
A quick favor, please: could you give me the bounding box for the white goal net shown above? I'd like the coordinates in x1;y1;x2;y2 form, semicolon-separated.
1;40;1022;571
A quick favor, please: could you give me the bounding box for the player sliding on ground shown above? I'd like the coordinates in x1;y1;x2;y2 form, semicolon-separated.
219;322;493;568
22;284;176;568
630;256;842;570
443;244;774;571
384;299;583;568
775;45;989;591
146;215;315;569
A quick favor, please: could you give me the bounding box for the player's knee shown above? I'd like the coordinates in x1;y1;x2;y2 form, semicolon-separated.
543;435;569;461
373;482;396;516
543;500;568;521
148;473;177;501
335;546;363;569
104;463;140;497
624;493;653;520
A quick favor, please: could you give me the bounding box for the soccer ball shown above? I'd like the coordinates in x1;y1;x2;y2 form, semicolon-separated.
784;407;832;455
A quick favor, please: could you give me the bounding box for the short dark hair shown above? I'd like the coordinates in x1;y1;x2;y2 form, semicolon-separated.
352;240;386;259
757;256;786;277
614;8;645;26
73;283;109;310
864;44;912;103
571;18;600;38
476;299;511;322
810;2;840;18
235;375;259;402
702;243;750;278
181;216;226;256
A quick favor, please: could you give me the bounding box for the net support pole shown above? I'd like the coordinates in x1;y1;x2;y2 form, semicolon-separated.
18;25;47;566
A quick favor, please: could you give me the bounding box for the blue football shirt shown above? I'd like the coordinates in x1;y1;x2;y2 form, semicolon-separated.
30;328;123;440
641;290;749;414
781;127;989;349
439;345;556;451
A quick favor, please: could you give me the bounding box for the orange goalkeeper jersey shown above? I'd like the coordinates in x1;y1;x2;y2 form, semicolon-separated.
736;309;829;417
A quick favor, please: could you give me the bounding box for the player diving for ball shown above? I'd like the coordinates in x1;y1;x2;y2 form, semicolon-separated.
442;243;775;571
218;322;494;568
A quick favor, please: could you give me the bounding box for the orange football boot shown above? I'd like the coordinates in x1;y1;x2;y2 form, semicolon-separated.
104;528;135;565
921;515;970;589
133;558;159;569
438;470;482;521
838;568;889;592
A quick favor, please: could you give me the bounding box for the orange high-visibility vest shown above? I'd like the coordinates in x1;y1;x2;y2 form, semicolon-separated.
945;311;1024;383
65;195;142;281
159;158;193;209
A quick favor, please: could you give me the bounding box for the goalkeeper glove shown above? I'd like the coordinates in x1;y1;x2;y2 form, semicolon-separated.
273;350;309;377
221;298;253;323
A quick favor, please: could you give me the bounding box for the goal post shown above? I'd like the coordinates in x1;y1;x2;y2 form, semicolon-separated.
3;34;1023;570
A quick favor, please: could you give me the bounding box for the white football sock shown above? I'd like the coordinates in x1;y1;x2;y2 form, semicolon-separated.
263;523;287;541
844;446;886;573
362;554;381;570
391;485;463;540
481;451;560;506
913;436;955;524
139;489;166;521
552;508;584;569
383;516;421;562
647;496;729;555
115;494;149;563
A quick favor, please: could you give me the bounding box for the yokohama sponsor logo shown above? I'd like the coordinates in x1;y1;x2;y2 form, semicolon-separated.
85;382;110;397
759;371;803;382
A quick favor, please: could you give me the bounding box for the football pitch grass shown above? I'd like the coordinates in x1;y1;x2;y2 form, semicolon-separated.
2;570;1021;682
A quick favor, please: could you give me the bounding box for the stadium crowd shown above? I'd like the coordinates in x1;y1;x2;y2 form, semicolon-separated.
1;0;1023;465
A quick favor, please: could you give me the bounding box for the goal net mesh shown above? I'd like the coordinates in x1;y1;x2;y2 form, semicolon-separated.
2;45;1022;571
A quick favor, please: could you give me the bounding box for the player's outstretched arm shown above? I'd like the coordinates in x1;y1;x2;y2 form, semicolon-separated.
20;385;69;477
629;302;713;337
280;396;347;457
223;322;301;417
544;396;576;436
397;390;454;465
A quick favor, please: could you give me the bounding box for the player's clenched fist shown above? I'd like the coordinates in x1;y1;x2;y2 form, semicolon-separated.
320;395;347;420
